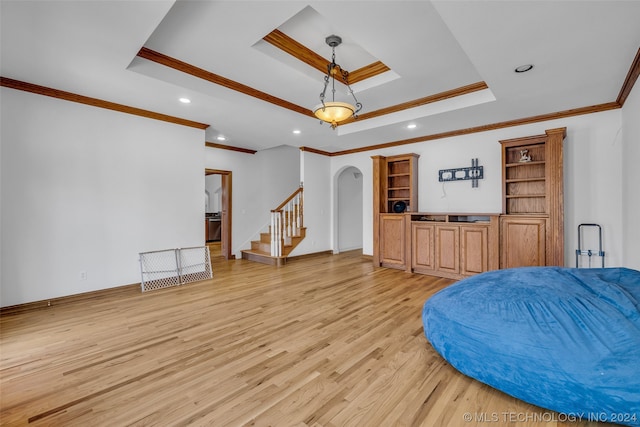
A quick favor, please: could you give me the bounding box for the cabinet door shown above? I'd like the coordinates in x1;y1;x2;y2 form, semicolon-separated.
436;225;460;275
500;217;546;268
460;225;489;276
380;214;405;268
412;223;435;272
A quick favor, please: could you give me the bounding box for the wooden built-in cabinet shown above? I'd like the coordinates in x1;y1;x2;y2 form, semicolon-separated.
410;214;499;280
499;127;565;267
435;225;459;276
500;216;546;268
372;154;419;267
372;127;566;279
460;225;491;276
411;222;435;272
379;214;407;269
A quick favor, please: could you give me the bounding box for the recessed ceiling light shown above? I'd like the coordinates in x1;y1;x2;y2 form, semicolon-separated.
293;130;301;134
179;97;191;104
514;64;534;73
407;123;417;129
216;136;226;141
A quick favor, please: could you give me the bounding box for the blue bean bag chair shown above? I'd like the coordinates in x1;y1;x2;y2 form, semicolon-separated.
422;267;640;426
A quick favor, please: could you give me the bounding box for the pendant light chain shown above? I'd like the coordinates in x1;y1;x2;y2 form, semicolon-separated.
313;34;363;129
331;46;337;103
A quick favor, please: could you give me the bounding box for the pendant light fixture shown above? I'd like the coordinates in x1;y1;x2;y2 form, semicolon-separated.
313;35;362;129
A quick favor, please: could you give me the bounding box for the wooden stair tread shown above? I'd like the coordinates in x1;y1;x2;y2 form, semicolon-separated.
241;249;287;267
242;227;307;266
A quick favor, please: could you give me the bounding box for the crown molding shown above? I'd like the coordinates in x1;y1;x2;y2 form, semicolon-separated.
326;102;621;156
136;47;486;130
137;47;314;118
0;76;209;130
339;81;488;126
205;142;257;154
5;44;638;156
617;47;640;106
299;146;335;156
262;29;390;85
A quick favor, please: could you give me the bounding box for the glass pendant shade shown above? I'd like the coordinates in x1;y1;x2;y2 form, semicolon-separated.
314;35;362;129
313;101;356;128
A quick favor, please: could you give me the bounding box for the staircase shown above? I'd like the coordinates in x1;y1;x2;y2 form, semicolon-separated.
241;186;305;266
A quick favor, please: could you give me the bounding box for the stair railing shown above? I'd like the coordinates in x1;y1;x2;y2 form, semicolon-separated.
270;185;304;257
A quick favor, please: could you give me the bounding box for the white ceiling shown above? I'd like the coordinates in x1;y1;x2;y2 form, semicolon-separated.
2;1;639;153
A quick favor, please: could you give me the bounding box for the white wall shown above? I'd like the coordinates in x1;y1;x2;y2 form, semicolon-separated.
1;88;205;307
564;111;623;268
621;81;640;270
204;144;300;258
296;150;331;254
331;110;625;267
256;145;301;209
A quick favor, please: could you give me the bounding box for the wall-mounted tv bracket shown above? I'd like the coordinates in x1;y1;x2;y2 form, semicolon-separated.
438;158;483;187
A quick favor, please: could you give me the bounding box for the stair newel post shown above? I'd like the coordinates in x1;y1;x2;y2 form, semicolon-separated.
299;190;303;230
277;210;283;257
291;195;297;237
270;211;276;256
294;193;300;236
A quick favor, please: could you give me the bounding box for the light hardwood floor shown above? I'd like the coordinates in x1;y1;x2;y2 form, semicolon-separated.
1;251;609;426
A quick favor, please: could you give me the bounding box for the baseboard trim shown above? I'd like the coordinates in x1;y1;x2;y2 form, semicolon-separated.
0;283;140;316
1;251;365;314
285;250;334;263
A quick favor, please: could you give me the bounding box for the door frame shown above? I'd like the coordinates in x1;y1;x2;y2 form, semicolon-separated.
206;168;234;260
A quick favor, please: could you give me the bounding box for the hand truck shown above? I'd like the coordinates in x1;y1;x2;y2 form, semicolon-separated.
575;223;605;268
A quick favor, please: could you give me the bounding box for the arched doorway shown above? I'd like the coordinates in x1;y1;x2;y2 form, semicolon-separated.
336;166;363;253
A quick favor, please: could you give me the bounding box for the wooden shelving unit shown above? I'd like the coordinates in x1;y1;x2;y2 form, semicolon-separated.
372;153;419;267
384;154;419;213
503;141;547;214
499;128;566;267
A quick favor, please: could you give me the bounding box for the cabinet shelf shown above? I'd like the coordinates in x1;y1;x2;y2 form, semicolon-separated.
505;178;545;183
506;194;546;199
506;160;545;167
382;154;419;214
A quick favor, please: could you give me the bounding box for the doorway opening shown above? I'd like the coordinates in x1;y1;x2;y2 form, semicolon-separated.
335;166;364;253
205;169;233;260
